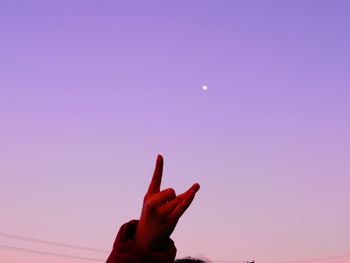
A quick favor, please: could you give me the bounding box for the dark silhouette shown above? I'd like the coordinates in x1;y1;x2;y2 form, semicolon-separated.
175;257;208;262
107;154;203;263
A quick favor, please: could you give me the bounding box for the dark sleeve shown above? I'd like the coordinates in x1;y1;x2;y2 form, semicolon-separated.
106;220;177;263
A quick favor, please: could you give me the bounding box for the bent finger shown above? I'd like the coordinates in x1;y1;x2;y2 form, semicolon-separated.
161;183;199;214
146;188;176;210
162;183;200;214
161;195;183;215
170;190;196;220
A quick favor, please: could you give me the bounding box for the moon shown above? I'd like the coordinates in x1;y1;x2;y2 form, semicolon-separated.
202;85;208;91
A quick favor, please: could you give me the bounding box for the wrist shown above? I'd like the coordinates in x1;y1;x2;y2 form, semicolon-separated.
134;229;170;251
134;229;149;248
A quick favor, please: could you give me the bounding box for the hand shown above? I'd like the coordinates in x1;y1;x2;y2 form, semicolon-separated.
134;154;200;251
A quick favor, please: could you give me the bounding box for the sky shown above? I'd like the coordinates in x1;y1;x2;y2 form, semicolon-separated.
0;1;349;262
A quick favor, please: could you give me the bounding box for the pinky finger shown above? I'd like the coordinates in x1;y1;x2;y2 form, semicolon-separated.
170;190;196;220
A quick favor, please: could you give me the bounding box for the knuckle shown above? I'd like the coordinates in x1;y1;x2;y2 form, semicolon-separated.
143;193;149;203
167;188;176;198
145;198;156;210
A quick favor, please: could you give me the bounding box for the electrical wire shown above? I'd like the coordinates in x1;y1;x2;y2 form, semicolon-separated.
0;232;109;253
5;232;348;263
0;245;104;262
283;253;350;263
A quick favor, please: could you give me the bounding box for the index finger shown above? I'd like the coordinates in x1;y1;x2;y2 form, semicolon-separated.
147;154;164;195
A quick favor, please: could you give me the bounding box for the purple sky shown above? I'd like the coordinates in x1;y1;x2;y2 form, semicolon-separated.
1;1;349;262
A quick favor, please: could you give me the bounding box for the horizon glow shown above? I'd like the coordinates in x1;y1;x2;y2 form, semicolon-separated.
1;1;349;263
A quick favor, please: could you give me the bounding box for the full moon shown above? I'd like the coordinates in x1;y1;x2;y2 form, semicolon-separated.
202;85;208;91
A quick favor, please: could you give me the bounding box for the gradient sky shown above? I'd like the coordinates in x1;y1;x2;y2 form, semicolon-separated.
1;1;349;263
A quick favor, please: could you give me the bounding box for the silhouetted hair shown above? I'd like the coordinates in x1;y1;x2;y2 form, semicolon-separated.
175;257;208;263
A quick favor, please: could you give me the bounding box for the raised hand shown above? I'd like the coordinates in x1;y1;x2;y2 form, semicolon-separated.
134;154;200;251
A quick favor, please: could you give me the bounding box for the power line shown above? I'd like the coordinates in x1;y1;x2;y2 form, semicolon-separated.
284;253;350;263
0;232;109;253
4;232;348;263
0;245;104;262
0;232;246;262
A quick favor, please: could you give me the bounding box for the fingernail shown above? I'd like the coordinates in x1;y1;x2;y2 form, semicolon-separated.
193;183;200;192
